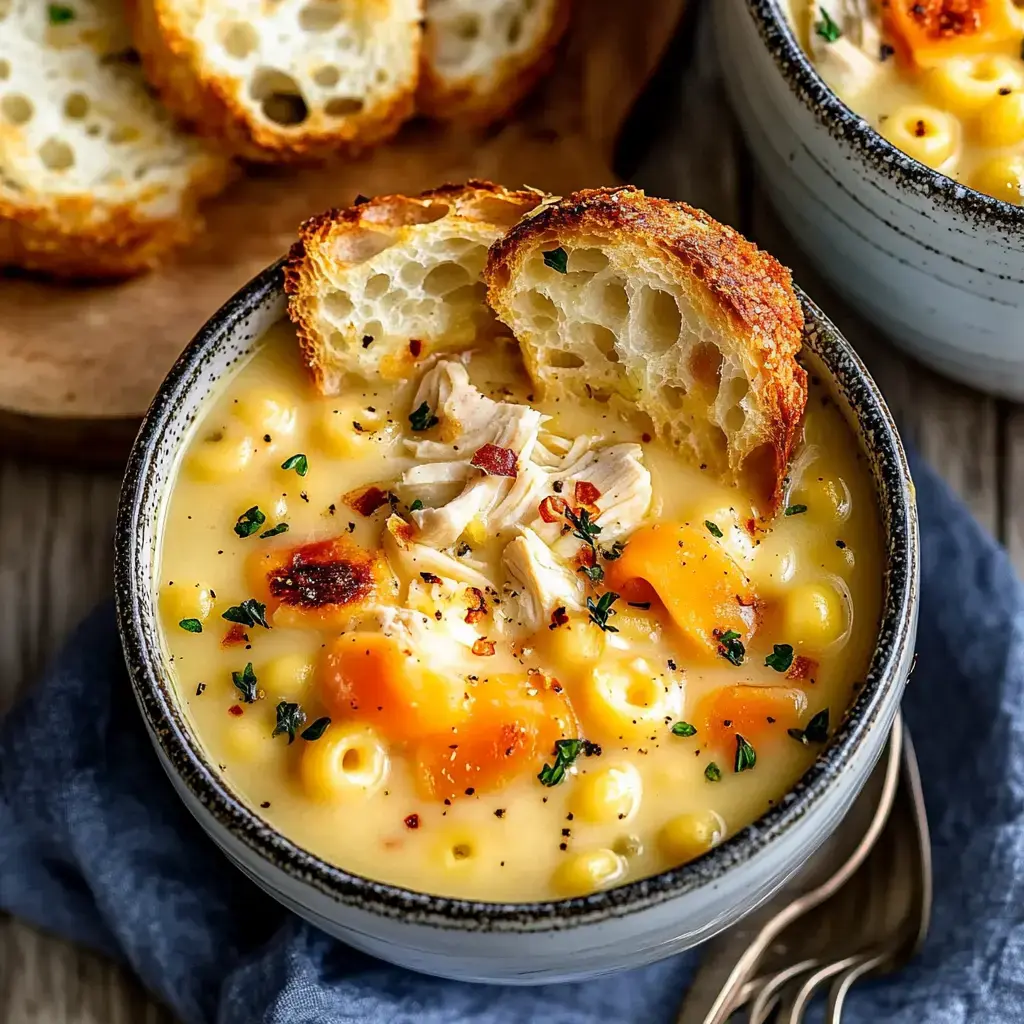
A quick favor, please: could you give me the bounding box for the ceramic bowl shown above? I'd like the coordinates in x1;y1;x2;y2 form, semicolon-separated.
715;0;1024;399
114;259;919;984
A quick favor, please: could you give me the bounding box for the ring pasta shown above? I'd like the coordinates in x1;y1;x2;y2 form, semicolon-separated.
300;724;390;803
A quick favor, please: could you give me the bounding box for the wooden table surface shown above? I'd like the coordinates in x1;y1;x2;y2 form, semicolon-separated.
0;8;1015;1020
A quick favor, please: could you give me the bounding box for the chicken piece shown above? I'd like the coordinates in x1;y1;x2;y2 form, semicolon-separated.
382;514;493;594
804;1;884;102
501;527;585;634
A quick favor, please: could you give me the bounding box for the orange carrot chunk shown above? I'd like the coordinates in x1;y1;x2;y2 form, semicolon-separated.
695;684;808;750
882;0;1020;67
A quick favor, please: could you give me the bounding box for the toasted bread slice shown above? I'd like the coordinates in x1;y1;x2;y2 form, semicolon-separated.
285;181;544;393
485;186;807;515
0;0;231;278
418;0;570;123
129;0;422;163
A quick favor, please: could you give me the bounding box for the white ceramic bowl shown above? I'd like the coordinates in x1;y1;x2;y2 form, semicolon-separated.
715;0;1024;398
114;261;919;984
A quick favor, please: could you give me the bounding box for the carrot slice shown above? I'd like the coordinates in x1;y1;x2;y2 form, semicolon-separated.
882;0;1020;67
605;523;756;660
415;674;579;802
319;632;470;742
695;684;808;750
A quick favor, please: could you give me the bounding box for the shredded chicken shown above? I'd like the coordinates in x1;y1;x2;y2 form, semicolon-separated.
382;514;492;594
501;527;585;634
804;0;883;101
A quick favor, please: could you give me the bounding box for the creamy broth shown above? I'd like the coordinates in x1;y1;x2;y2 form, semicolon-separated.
787;1;1024;204
158;320;883;903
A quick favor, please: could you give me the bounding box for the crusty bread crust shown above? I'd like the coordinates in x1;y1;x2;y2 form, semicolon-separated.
285;181;544;393
0;158;231;279
418;0;571;124
129;0;421;163
485;186;807;514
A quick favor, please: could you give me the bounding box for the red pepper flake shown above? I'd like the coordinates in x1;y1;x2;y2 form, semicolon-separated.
574;545;596;570
228;704;243;717
419;572;443;585
788;656;819;681
574;480;601;506
465;587;488;624
404;813;420;829
470;443;518;478
538;495;570;523
549;606;570;629
472;638;496;657
736;592;757;608
222;624;249;647
745;518;758;536
344;485;391;517
409;339;423;358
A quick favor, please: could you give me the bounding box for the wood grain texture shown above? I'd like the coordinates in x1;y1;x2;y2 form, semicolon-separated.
0;2;1015;1019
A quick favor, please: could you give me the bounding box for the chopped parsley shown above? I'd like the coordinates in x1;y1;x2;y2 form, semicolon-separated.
814;6;842;43
716;629;745;666
765;643;794;672
409;499;424;512
233;505;266;538
231;662;259;703
408;401;439;431
301;716;331;741
788;709;830;745
705;762;722;783
734;734;757;773
705;519;723;538
565;505;601;546
178;618;203;633
537;738;584;786
542;246;569;274
281;453;309;477
259;522;290;539
784;504;808;517
587;591;620;632
222;598;269;630
48;4;75;23
671;721;697;737
272;701;306;744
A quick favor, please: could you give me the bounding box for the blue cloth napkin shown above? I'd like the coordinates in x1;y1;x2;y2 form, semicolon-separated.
2;449;1024;1024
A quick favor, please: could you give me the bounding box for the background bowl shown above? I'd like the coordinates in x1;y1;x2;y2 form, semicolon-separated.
715;0;1024;399
114;260;919;984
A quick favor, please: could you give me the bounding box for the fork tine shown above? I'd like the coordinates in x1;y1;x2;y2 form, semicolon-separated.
776;956;865;1023
745;960;820;1024
825;951;889;1022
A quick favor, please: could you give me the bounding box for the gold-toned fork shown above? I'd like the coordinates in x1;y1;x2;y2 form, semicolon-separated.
676;719;904;1024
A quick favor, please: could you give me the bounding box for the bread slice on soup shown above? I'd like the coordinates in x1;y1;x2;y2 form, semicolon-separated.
284;181;546;393
485;186;808;515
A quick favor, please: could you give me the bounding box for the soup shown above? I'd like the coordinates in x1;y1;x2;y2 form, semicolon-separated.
788;0;1024;205
157;319;883;903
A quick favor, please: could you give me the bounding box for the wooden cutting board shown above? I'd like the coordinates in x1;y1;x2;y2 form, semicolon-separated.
0;0;686;466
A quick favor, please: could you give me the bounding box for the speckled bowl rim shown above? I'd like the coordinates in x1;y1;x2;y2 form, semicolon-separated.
115;259;918;931
744;0;1024;233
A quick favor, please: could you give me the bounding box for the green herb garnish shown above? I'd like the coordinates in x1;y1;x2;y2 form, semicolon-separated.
542;247;569;274
231;662;259;703
789;709;830;745
48;4;75;24
814;6;842;43
716;629;745;666
301;716;331;741
734;734;757;773
765;643;794;673
705;762;722;782
409;499;424;512
784;504;808;517
259;522;290;539
602;540;626;560
537;738;584;786
671;721;697;737
222;598;269;630
234;505;266;538
281;453;309;477
273;700;306;744
578;563;605;584
178;618;203;633
705;520;723;538
409;401;439;431
587;591;620;632
565;505;602;546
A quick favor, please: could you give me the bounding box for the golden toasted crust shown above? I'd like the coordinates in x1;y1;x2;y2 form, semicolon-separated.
0;158;233;279
128;0;420;164
285;180;544;393
485;186;808;514
417;0;571;124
